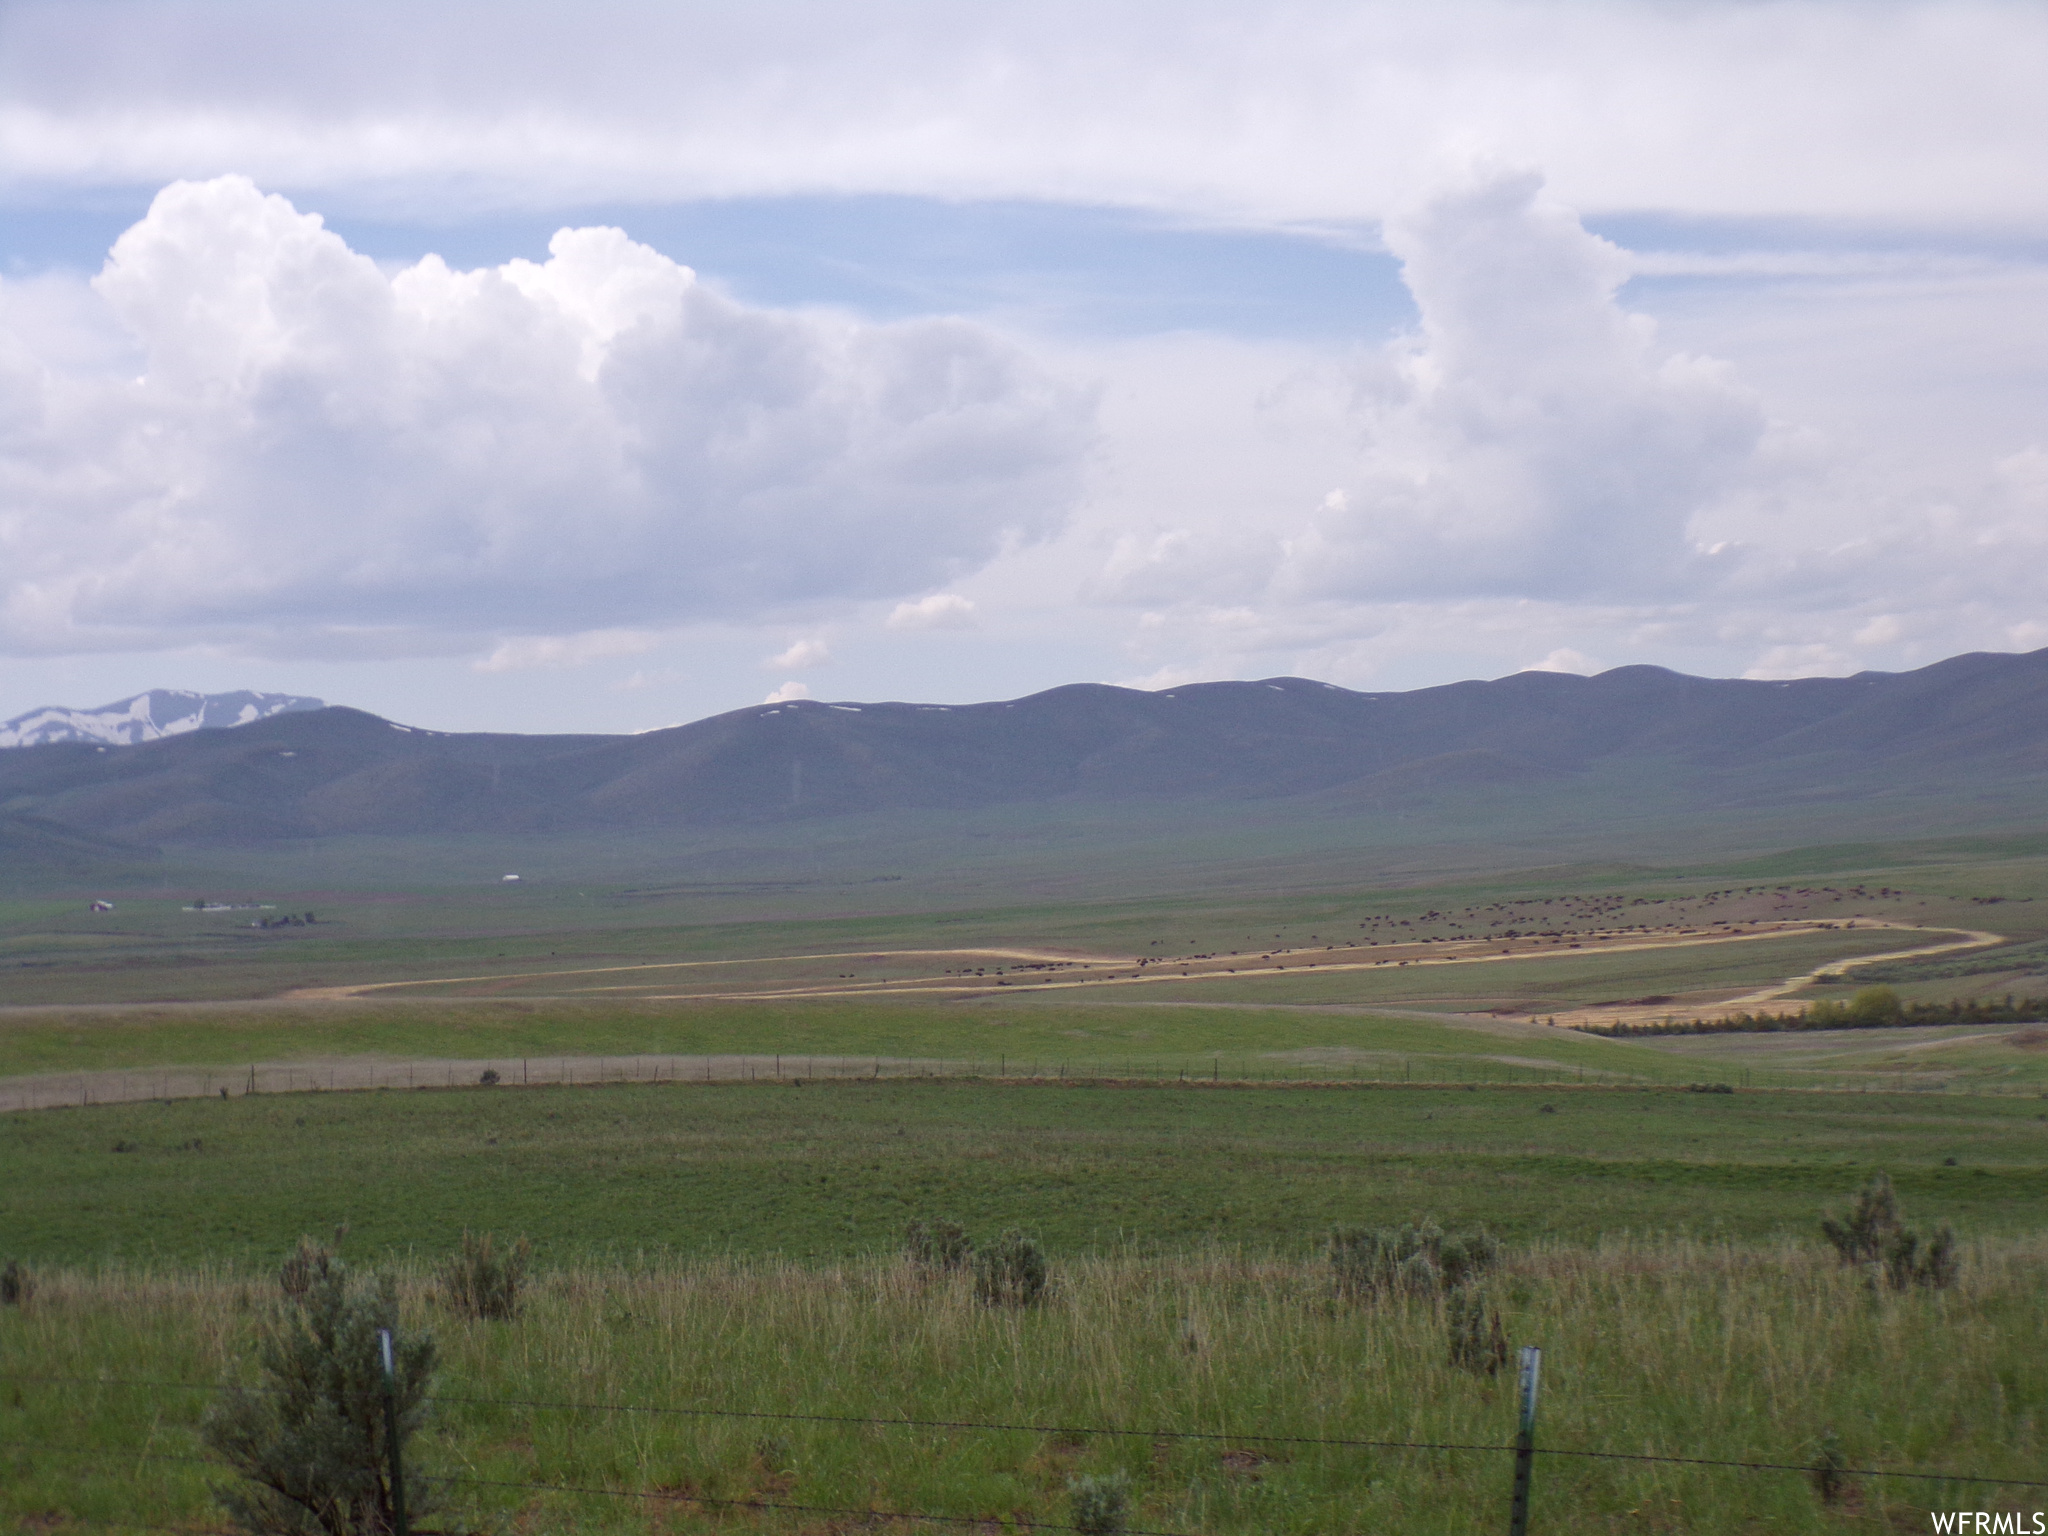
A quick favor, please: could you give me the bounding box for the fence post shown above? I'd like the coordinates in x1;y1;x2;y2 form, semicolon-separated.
378;1328;411;1536
1508;1344;1542;1536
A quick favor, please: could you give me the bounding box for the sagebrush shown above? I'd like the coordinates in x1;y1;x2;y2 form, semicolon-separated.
1820;1173;1956;1289
278;1232;342;1303
1446;1285;1508;1375
973;1228;1049;1306
202;1252;436;1535
1069;1470;1131;1536
1330;1220;1500;1299
905;1217;973;1271
438;1230;531;1321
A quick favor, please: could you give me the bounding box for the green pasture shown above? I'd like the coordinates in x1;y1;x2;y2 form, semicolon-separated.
7;982;2048;1098
0;995;1643;1080
4;1077;2045;1269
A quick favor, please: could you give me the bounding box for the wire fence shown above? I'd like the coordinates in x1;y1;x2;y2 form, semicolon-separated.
0;1052;1657;1113
4;1049;2029;1114
2;1367;2041;1534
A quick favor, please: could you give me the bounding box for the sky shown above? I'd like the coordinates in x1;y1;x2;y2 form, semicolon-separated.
1;0;2045;734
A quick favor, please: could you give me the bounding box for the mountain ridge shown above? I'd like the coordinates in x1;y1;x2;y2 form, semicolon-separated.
0;650;2043;845
0;689;325;749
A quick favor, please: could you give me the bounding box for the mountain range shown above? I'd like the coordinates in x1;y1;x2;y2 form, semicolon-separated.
0;690;324;749
1;649;2043;849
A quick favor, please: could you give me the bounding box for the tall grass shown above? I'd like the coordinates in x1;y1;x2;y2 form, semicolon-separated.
3;1238;2042;1532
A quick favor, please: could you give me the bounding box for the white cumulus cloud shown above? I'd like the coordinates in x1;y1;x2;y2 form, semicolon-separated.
886;593;977;630
1526;647;1596;675
0;177;1091;658
1100;169;1769;609
763;680;810;703
473;628;660;673
764;638;831;669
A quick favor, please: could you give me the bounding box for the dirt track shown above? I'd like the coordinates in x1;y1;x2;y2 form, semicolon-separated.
279;919;2003;1008
3;923;2007;1115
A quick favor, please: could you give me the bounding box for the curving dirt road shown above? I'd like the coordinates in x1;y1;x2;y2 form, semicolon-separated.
280;919;1999;1007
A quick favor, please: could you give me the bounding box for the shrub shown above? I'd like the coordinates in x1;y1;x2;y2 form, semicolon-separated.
1820;1172;1955;1288
1819;1173;1902;1264
905;1218;973;1271
202;1252;436;1534
478;1068;501;1086
1446;1285;1508;1375
1846;985;1903;1026
1685;1082;1735;1094
438;1230;531;1321
1810;1430;1847;1505
973;1229;1049;1307
753;1433;793;1474
0;1260;32;1307
1329;1221;1500;1300
1068;1471;1131;1536
1882;1223;1959;1291
279;1233;342;1303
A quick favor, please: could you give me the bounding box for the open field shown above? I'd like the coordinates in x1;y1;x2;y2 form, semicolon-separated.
5;822;2046;1009
2;1236;2042;1533
8;985;2048;1116
5;1077;2046;1266
4;834;2046;1530
7;836;2047;1115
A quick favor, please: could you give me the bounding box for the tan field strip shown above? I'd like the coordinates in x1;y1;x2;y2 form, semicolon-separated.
281;947;1091;1002
283;920;2003;1008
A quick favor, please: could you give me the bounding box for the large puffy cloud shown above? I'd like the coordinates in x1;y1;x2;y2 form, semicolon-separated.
1280;172;1767;601
1085;170;2048;688
1101;170;1768;607
0;177;1091;655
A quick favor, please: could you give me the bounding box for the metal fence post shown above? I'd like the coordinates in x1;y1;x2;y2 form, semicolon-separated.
378;1328;410;1536
1509;1345;1542;1536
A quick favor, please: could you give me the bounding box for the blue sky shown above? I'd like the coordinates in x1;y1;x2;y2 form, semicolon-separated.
2;1;2045;733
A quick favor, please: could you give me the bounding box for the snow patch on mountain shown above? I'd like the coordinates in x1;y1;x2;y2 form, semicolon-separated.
0;690;325;748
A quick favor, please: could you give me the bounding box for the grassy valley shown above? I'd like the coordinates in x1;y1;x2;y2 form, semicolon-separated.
4;720;2047;1530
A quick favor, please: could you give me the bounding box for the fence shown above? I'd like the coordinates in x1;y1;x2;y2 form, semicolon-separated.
5;1050;2029;1114
3;1361;2041;1534
0;1053;1652;1113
